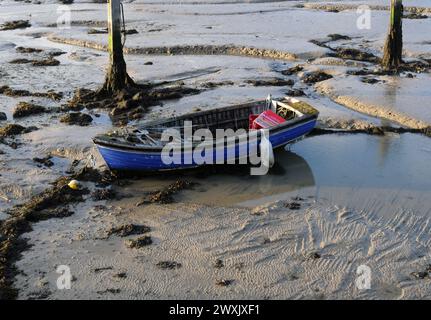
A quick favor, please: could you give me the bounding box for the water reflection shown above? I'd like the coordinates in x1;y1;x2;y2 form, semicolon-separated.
177;150;315;206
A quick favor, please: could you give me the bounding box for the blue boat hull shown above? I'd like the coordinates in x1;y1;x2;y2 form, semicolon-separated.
96;119;317;171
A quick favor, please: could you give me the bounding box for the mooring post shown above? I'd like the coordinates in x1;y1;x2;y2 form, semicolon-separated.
103;0;134;92
382;0;403;70
107;0;122;62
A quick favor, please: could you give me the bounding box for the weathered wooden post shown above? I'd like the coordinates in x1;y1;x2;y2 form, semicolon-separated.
103;0;134;93
382;0;403;70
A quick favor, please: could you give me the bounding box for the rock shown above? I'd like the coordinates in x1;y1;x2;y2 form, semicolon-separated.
60;112;93;126
12;102;47;118
107;224;151;237
125;236;153;248
0;20;31;31
156;261;182;270
144;61;153;65
0;112;6;121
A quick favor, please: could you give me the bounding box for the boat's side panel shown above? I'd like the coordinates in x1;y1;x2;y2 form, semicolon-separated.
97;119;317;171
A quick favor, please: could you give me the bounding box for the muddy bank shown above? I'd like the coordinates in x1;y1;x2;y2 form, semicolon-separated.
316;79;431;130
48;36;298;61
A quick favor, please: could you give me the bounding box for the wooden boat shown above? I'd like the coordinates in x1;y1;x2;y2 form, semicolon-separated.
93;96;319;171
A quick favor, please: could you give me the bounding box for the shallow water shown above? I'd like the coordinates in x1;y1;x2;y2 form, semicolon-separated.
126;133;431;217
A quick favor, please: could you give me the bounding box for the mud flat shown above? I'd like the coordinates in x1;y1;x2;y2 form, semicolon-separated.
12;134;431;300
1;0;431;300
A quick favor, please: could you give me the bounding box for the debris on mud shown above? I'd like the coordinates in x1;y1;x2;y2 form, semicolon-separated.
9;58;33;64
281;65;304;76
411;265;431;279
12;102;47;118
331;48;380;63
286;89;305;97
107;224;151;237
60;112;93;126
71;166;117;187
33;156;54;168
214;259;224;269
201;81;234;89
91;188;116;201
285;202;301;210
327;34;351;41
0;20;31;31
16;47;43;54
411;271;429;279
9;57;60;67
136;180;195;205
308;252;321;260
404;13;428;19
0;124;26;137
245;78;294;87
311;126;431;138
97;288;121;295
31;58;60;67
302;71;333;84
0;85;62;100
216;279;234;287
124;236;153;248
88;27;138;35
67;84;201;124
361;77;381;84
156;261;182;270
94;266;113;273
114;272;127;279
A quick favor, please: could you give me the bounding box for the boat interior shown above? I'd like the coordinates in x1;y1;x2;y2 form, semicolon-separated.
94;97;319;148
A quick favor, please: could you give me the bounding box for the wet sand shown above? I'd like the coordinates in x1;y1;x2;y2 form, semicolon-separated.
1;0;431;299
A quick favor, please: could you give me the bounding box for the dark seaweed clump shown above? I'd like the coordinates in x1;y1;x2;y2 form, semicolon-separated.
12;102;47;118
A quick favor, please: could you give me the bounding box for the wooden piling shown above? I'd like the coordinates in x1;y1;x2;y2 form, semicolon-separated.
103;0;134;93
382;0;403;70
